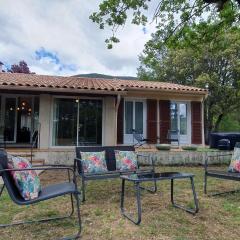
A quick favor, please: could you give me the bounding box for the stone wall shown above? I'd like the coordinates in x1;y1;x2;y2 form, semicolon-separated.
8;149;232;166
137;150;232;166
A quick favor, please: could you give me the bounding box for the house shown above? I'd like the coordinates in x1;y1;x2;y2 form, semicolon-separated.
0;72;207;163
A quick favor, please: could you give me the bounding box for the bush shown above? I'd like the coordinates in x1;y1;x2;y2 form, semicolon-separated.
156;144;171;151
182;145;198;151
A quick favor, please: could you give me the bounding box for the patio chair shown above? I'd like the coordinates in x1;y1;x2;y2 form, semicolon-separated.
132;129;152;147
75;146;157;202
167;130;179;147
0;149;81;239
204;142;240;196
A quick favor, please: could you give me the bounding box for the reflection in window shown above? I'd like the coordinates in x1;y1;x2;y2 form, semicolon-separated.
78;100;102;145
53;98;102;146
170;103;178;131
125;101;133;134
179;103;187;135
135;102;143;134
53;99;78;146
170;102;187;135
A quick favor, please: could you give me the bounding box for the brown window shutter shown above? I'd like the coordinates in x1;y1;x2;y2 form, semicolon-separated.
147;99;157;143
117;99;124;144
191;101;202;144
159;100;170;143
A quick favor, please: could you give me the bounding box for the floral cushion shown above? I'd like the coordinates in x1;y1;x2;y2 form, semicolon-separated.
80;151;108;173
115;151;138;171
228;147;240;173
7;155;41;200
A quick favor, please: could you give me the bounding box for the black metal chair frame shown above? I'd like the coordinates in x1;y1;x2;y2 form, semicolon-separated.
75;146;157;202
204;153;240;196
120;172;199;225
0;157;82;239
132;129;150;147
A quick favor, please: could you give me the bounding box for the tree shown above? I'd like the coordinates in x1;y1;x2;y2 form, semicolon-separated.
10;60;31;74
138;22;240;141
91;0;240;48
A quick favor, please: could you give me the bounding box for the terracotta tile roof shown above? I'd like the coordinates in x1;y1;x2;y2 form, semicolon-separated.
0;72;207;94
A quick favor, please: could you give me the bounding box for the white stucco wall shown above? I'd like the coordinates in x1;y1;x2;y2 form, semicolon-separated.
39;94;52;149
102;96;117;146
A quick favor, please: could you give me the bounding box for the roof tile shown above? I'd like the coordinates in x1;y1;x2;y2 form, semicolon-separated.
0;72;207;94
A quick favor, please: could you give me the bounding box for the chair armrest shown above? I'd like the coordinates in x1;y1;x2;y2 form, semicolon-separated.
74;158;85;176
205;153;233;172
0;166;77;186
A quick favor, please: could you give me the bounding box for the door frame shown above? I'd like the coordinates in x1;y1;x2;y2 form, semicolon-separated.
123;98;147;144
50;95;104;147
0;94;37;144
170;101;191;145
1;95;18;143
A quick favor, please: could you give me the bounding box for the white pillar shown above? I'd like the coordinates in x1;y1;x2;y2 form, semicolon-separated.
103;97;117;146
39;94;52;149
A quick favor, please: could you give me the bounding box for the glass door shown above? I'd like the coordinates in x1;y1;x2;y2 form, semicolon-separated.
77;99;102;146
124;99;146;144
170;102;189;145
4;97;17;142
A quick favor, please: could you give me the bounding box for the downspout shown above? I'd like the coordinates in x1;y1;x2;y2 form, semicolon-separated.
115;94;121;145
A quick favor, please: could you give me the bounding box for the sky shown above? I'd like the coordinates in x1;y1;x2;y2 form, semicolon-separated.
0;0;157;77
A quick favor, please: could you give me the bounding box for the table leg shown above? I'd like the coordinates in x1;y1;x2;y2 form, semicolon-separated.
171;177;199;214
120;180;142;225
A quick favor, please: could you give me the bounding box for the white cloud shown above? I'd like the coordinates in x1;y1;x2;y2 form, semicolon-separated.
0;0;156;77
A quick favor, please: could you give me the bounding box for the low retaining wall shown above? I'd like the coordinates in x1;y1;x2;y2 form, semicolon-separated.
8;149;233;166
138;150;232;166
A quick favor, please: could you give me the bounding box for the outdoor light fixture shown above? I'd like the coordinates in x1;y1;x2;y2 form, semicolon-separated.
75;99;79;103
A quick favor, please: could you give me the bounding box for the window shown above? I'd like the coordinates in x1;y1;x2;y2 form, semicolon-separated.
135;102;143;134
170;102;188;135
52;98;102;146
53;99;78;146
78;100;102;145
179;103;187;135
125;101;144;134
125;101;133;134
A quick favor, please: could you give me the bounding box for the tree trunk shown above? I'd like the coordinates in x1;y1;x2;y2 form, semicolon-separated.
214;113;224;132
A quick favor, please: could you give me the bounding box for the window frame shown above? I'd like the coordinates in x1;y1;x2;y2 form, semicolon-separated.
50;95;104;148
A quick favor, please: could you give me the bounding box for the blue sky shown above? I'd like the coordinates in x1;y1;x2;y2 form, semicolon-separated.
0;0;156;76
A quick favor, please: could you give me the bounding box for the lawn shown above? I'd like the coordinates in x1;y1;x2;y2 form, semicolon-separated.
0;165;240;240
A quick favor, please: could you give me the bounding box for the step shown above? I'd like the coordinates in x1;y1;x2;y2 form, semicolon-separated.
31;159;45;165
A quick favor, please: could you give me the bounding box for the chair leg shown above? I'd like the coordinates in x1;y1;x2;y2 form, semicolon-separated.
171;177;199;214
139;180;157;193
204;173;207;194
81;177;86;202
205;176;240;196
0;192;81;240
61;192;82;240
0;184;5;197
121;179;142;225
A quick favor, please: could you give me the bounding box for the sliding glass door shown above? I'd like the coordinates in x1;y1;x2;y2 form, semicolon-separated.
0;95;39;144
124;99;146;144
78;100;102;145
52;98;102;146
4;97;17;142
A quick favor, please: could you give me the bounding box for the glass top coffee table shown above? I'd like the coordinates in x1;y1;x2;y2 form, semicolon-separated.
120;172;199;225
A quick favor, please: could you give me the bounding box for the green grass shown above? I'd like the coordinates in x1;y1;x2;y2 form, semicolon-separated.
0;166;240;240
